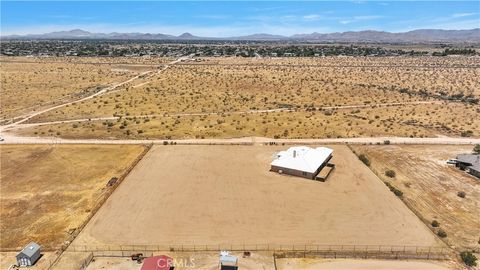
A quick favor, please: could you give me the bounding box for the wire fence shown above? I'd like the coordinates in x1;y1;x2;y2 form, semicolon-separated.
78;252;94;270
68;244;450;260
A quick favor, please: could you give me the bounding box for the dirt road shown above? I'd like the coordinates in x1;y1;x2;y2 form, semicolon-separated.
1;132;479;145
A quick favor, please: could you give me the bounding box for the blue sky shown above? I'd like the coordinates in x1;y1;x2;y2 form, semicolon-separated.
1;1;479;36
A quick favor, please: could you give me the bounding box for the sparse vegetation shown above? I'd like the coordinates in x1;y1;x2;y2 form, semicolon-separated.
385;181;403;197
460;251;478;267
358;154;371;166
437;229;447;238
385;169;396;178
474;144;480;154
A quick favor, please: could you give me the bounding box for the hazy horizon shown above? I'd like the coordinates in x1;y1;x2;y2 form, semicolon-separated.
1;1;479;36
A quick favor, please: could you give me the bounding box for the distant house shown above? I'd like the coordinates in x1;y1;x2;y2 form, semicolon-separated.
456;154;480;179
271;146;334;180
16;242;41;267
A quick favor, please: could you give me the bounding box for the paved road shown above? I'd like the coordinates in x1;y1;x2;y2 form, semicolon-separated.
2;101;439;131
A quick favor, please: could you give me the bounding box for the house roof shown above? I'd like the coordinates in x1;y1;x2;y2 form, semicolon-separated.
220;254;238;266
141;255;173;270
18;242;40;258
271;146;333;173
456;154;480;165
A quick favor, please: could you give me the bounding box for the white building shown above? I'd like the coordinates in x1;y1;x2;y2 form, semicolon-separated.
271;146;333;180
219;251;238;270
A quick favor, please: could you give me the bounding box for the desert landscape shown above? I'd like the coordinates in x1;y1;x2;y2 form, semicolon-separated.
0;144;147;250
1;56;478;141
1;2;480;268
350;145;480;250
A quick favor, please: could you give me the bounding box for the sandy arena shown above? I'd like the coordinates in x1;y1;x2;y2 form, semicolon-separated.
73;145;440;247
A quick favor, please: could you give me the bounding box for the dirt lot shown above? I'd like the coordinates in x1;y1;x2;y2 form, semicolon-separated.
276;258;454;270
80;254;455;270
74;145;440;247
350;145;480;250
0;144;147;249
83;254;455;270
85;252;274;270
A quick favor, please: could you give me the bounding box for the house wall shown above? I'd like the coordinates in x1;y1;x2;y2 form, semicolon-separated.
271;165;315;179
16;250;41;266
456;162;470;170
468;168;480;179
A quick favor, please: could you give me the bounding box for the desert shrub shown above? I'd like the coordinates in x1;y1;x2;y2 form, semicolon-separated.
457;191;466;198
461;130;473;137
385;169;396;178
392;189;403;197
163;141;168;145
384;140;391;145
431;220;439;227
72;124;78;128
460;251;477;266
358;154;371;166
385;182;403;197
474;144;480;154
437;229;447;238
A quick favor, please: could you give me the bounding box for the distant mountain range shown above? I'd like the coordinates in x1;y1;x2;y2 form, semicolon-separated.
2;28;480;43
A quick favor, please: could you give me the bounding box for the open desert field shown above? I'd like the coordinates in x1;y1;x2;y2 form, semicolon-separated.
73;145;440;248
0;144;147;250
350;145;480;250
0;56;172;121
7;56;478;140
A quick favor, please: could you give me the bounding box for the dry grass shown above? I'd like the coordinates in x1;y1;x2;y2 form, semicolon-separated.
17;102;480;139
0;144;146;249
0;58;140;120
8;56;477;140
350;145;480;250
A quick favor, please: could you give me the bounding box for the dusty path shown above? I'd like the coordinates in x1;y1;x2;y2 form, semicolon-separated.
1;101;440;131
0;56;188;132
1;133;479;145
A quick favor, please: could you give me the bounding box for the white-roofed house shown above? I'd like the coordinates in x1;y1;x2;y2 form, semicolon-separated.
270;146;334;180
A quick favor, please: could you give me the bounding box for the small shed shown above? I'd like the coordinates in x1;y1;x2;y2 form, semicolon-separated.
219;251;238;270
16;242;41;267
140;255;174;270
